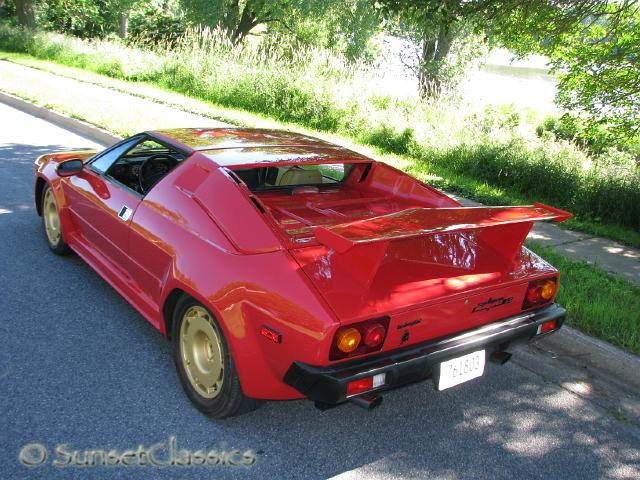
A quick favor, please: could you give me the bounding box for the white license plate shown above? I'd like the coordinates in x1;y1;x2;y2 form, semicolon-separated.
437;350;485;390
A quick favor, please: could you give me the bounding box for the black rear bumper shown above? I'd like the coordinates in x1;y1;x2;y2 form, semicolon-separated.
284;304;566;405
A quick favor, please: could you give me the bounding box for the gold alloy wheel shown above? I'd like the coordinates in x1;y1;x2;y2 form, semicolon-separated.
180;306;224;399
43;188;61;245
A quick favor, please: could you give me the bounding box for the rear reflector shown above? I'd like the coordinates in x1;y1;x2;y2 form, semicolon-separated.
260;325;282;344
537;319;558;335
346;373;386;396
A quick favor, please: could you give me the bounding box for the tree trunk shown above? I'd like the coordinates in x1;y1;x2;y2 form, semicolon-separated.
14;0;36;29
417;27;455;98
232;4;258;44
118;14;129;39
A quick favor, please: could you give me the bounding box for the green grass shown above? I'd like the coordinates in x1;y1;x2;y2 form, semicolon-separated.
527;242;640;354
0;23;638;240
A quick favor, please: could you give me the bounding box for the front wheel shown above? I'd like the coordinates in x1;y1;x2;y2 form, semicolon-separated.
41;184;71;255
172;296;262;418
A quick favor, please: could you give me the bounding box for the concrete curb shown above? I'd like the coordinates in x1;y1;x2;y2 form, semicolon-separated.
2;89;638;396
535;325;640;394
0;90;121;146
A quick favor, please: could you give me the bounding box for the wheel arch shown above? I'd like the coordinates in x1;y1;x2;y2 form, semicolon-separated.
35;176;47;216
162;287;187;339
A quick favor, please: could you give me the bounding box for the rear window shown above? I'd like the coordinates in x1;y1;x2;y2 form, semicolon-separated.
230;163;355;190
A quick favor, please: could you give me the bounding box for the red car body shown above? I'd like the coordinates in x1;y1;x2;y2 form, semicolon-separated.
34;128;569;408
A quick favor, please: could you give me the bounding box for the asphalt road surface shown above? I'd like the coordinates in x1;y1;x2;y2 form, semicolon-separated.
1;102;639;480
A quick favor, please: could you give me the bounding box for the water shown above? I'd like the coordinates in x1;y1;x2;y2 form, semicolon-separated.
460;51;558;114
375;41;559;114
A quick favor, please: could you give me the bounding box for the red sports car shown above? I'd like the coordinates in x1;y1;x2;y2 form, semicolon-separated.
34;128;570;417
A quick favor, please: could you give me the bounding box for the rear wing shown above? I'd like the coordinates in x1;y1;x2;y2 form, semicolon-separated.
313;203;571;287
315;203;571;254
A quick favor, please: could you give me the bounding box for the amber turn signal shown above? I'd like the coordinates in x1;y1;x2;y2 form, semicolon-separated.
335;327;361;353
540;279;557;301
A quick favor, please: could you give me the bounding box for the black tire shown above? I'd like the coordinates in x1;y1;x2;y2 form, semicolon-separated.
172;296;263;418
41;183;71;256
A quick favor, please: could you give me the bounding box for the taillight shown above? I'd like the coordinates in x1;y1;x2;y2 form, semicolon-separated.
362;323;386;348
523;277;557;310
330;317;389;360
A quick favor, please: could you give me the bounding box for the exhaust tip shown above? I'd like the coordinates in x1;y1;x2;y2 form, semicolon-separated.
350;393;383;410
490;351;512;365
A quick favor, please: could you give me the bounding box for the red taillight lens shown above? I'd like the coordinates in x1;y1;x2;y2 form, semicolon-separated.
523;277;557;310
526;285;542;303
362;323;386;348
330;317;389;360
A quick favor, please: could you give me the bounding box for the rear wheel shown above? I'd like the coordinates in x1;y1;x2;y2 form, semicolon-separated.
42;184;71;255
172;296;262;418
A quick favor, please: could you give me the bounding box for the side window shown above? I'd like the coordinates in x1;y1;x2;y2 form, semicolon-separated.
89;138;140;173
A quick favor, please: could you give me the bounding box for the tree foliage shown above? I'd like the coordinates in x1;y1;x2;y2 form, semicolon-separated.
269;0;382;62
179;0;381;61
36;0;138;38
179;0;295;44
549;5;640;137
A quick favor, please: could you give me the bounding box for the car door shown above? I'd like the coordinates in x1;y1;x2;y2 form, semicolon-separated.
63;137;143;274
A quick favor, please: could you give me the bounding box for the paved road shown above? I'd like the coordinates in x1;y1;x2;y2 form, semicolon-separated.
1;102;639;480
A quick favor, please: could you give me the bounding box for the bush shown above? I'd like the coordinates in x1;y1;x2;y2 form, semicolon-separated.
537;113;638;159
128;4;186;49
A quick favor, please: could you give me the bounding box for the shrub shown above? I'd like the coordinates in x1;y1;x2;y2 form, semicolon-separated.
537;113;638;159
128;4;186;49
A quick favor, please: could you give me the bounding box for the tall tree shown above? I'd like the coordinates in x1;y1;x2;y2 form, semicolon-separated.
14;0;36;28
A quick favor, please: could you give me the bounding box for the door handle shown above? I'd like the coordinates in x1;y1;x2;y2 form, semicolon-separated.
118;205;133;221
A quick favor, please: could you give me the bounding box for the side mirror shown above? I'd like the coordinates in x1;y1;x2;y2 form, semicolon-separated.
57;158;84;177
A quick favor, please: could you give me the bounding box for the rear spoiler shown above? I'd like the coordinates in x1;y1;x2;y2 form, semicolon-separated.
314;203;571;254
313;203;571;287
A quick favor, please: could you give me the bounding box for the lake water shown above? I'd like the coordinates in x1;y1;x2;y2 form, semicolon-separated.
375;43;559;114
460;64;558;114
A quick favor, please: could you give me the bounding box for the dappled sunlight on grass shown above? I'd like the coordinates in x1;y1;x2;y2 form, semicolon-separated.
527;241;640;353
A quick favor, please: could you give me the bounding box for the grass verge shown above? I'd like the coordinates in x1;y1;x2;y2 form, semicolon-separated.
527;242;640;354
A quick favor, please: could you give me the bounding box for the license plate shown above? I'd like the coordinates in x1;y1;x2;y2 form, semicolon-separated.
437;350;485;390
